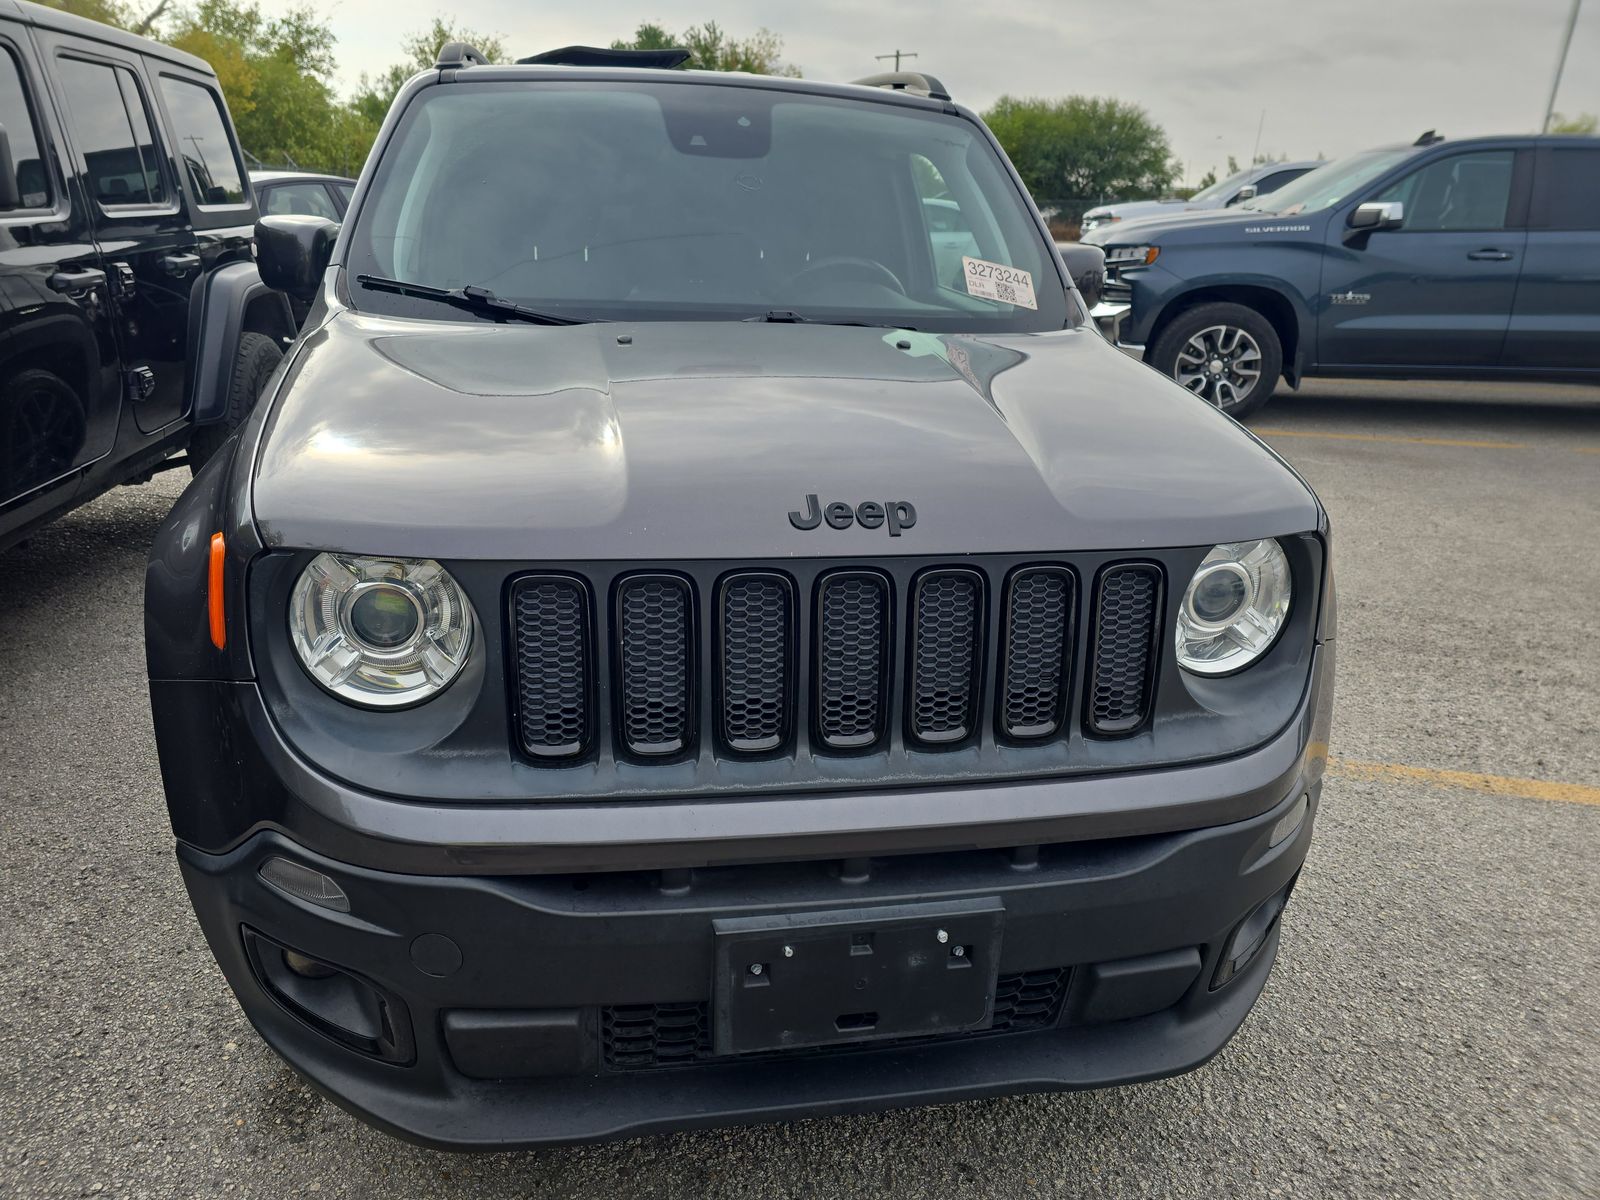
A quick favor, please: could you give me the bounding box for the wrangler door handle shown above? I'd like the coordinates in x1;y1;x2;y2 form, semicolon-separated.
47;266;107;294
1466;249;1514;261
161;252;202;274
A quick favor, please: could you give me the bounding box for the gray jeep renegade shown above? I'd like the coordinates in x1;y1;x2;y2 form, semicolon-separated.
145;45;1336;1149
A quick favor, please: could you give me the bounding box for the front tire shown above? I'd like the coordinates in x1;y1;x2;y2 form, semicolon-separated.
1149;302;1281;419
189;332;284;476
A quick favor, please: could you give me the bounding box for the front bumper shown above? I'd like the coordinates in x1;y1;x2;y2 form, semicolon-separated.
179;783;1315;1149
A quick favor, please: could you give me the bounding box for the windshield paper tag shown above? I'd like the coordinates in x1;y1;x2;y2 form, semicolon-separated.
962;258;1037;310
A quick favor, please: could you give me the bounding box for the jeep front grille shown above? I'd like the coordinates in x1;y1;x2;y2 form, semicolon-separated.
504;555;1166;772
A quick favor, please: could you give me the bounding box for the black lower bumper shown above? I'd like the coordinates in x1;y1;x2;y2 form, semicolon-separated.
177;784;1315;1150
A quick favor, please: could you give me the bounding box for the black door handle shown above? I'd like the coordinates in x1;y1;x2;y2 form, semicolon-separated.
161;252;201;274
48;266;107;293
1467;249;1514;261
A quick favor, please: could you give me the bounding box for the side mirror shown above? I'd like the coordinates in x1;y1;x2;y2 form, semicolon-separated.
1058;242;1106;309
255;215;339;302
1348;200;1403;232
1230;184;1258;205
0;125;21;212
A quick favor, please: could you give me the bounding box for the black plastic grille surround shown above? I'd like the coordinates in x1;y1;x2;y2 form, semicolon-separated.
617;576;693;756
719;574;793;754
1000;568;1074;740
600;966;1068;1071
1088;565;1162;736
816;572;891;750
509;576;591;758
908;569;983;744
505;556;1170;769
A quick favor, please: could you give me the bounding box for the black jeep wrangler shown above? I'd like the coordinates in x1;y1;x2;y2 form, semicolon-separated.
1;0;292;552
146;46;1336;1149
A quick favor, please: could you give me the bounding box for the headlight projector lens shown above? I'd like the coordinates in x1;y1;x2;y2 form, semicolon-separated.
1176;540;1290;675
289;554;475;707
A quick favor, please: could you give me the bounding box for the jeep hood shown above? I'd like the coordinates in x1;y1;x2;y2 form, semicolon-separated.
250;309;1318;560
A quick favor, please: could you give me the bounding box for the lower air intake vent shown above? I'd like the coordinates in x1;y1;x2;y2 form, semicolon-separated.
1000;568;1074;740
600;968;1068;1072
616;575;693;757
1088;564;1161;736
815;572;890;750
509;576;591;759
909;569;983;744
719;573;793;754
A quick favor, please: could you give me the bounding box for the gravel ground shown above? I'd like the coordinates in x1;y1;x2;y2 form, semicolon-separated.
1;379;1597;1199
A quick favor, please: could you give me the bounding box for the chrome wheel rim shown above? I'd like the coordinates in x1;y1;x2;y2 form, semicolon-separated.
1175;325;1262;410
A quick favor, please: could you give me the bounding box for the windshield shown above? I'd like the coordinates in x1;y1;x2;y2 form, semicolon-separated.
1241;148;1415;215
1189;167;1255;204
345;80;1070;332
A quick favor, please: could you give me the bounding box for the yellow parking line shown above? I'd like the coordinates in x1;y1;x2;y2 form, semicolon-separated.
1251;428;1529;450
1329;757;1600;807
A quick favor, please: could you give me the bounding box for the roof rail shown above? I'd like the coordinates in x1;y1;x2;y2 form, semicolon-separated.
517;45;692;69
436;42;489;68
850;71;951;102
1413;129;1446;146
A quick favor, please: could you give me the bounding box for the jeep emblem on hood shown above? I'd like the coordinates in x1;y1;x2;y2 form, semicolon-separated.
789;494;917;536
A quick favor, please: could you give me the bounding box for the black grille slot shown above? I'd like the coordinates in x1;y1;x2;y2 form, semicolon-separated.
1088;564;1162;736
718;573;794;754
616;575;694;757
990;966;1068;1031
601;1002;710;1070
908;569;983;744
815;572;891;750
600;968;1067;1072
509;576;591;759
999;568;1074;740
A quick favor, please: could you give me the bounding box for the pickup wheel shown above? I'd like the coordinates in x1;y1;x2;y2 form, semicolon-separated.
188;332;284;476
1149;302;1281;419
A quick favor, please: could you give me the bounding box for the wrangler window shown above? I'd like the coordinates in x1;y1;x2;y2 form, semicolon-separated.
55;56;166;207
0;44;50;209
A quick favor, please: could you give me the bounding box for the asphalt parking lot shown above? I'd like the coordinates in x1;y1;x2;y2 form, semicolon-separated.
2;377;1597;1199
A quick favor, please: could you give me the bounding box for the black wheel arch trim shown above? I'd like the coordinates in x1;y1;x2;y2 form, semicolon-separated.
186;260;295;427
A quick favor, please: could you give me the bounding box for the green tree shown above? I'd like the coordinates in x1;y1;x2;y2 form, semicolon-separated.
1193;167;1218;191
982;96;1175;218
34;0;170;32
1549;111;1598;135
611;20;800;75
351;19;509;126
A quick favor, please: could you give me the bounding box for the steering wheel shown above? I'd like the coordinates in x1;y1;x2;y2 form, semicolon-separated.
789;255;908;296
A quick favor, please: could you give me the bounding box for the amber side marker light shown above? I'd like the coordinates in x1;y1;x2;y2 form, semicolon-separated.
208;532;227;650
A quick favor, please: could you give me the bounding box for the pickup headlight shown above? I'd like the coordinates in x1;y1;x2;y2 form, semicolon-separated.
1104;244;1159;267
1175;540;1291;675
289;553;475;707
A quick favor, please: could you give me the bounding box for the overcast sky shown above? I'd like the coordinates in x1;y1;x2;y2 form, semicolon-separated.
261;0;1599;184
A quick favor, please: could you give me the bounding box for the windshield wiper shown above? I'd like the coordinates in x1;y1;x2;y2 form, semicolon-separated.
355;275;591;326
744;310;916;330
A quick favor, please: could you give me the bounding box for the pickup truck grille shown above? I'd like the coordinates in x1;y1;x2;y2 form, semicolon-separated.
507;556;1165;773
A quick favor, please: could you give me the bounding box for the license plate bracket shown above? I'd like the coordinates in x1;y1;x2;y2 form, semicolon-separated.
712;898;1004;1056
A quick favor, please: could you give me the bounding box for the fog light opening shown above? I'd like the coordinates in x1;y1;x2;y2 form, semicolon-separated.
1212;882;1293;991
242;929;414;1065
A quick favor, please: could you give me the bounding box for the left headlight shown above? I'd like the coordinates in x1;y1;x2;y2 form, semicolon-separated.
289;553;475;708
1103;244;1158;267
1175;539;1291;676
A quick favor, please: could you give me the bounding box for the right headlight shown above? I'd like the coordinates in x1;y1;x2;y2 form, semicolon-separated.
1176;539;1291;675
288;553;475;707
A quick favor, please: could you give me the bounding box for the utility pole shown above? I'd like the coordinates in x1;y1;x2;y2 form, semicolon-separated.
876;49;918;72
1251;109;1266;164
1542;0;1583;131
